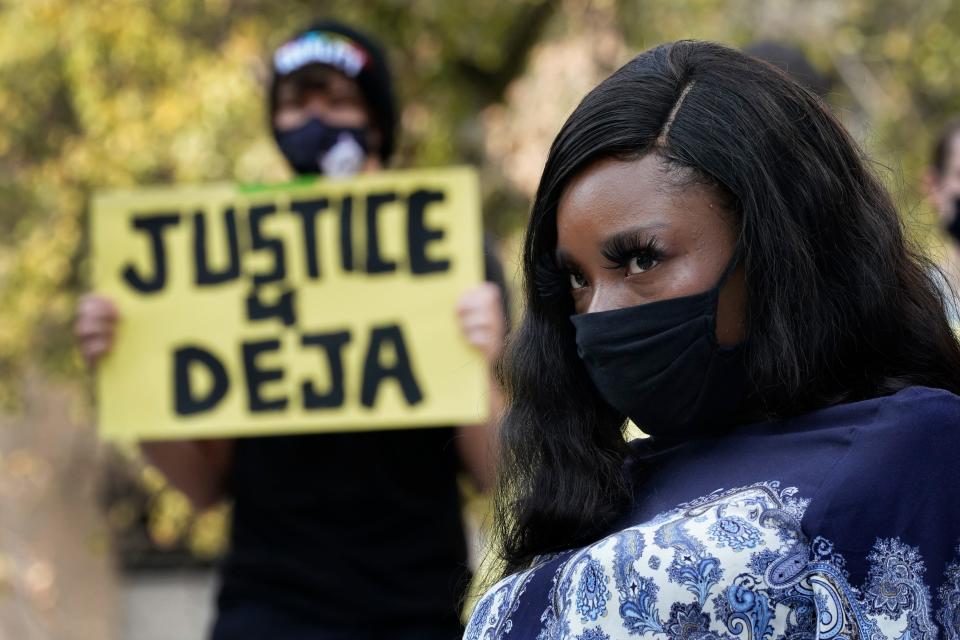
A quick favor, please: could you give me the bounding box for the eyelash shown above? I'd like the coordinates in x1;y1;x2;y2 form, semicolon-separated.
600;234;665;273
533;254;571;301
534;235;665;299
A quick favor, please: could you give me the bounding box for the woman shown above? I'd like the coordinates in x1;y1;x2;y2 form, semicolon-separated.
466;41;960;639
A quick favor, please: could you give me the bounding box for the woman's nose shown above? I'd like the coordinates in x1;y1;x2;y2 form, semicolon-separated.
586;284;628;314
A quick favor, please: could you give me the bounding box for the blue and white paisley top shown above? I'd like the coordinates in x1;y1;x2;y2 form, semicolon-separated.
465;386;960;639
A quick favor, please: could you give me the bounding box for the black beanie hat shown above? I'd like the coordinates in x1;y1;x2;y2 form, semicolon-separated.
269;20;398;164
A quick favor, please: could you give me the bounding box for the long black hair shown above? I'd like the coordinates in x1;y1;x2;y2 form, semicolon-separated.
494;40;960;576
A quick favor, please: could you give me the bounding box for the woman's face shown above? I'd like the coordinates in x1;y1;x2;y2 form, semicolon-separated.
555;154;747;346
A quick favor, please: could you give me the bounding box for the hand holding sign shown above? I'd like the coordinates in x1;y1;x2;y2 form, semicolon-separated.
91;167;487;440
75;294;119;370
457;283;507;366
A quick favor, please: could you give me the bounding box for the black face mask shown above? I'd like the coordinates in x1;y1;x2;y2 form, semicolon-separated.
274;117;369;177
571;258;748;440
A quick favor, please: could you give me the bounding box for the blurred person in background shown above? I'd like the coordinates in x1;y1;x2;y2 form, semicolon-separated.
926;119;960;323
743;40;831;100
75;20;508;640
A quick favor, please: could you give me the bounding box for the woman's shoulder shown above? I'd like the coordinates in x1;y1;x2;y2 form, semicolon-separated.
465;480;816;639
464;553;564;640
794;386;960;589
466;473;960;639
800;385;960;510
873;385;960;429
854;385;960;463
770;384;960;450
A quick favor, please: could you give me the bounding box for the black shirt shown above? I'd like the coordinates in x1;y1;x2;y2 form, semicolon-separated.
218;428;469;632
213;237;508;637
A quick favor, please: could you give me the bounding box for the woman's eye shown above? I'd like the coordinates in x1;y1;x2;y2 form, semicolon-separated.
569;272;588;290
627;254;659;275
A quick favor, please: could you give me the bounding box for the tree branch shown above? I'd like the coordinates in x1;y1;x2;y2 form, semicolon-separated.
455;0;557;106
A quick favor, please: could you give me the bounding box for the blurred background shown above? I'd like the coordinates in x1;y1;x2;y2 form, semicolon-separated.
2;0;960;638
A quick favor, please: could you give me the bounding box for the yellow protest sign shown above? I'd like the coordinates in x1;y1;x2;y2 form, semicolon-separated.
92;167;488;441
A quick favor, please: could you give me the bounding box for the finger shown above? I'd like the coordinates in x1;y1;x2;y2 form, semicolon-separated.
78;293;102;311
460;309;507;331
77;334;116;355
458;283;500;308
458;300;501;318
475;282;502;303
463;284;500;304
85;335;113;356
458;296;503;320
81;337;114;368
456;296;481;316
459;317;495;334
75;309;118;334
75;309;117;329
458;306;499;325
77;324;115;349
77;330;115;356
463;328;495;347
74;318;116;340
78;295;120;321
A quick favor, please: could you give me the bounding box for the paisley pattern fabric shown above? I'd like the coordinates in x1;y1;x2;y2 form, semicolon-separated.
464;387;960;639
467;482;958;639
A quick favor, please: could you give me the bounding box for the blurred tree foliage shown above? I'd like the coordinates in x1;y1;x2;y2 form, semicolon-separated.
5;0;960;406
618;0;960;219
0;0;556;409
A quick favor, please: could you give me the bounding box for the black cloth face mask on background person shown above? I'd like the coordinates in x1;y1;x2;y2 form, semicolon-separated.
571;257;748;440
274;117;370;177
